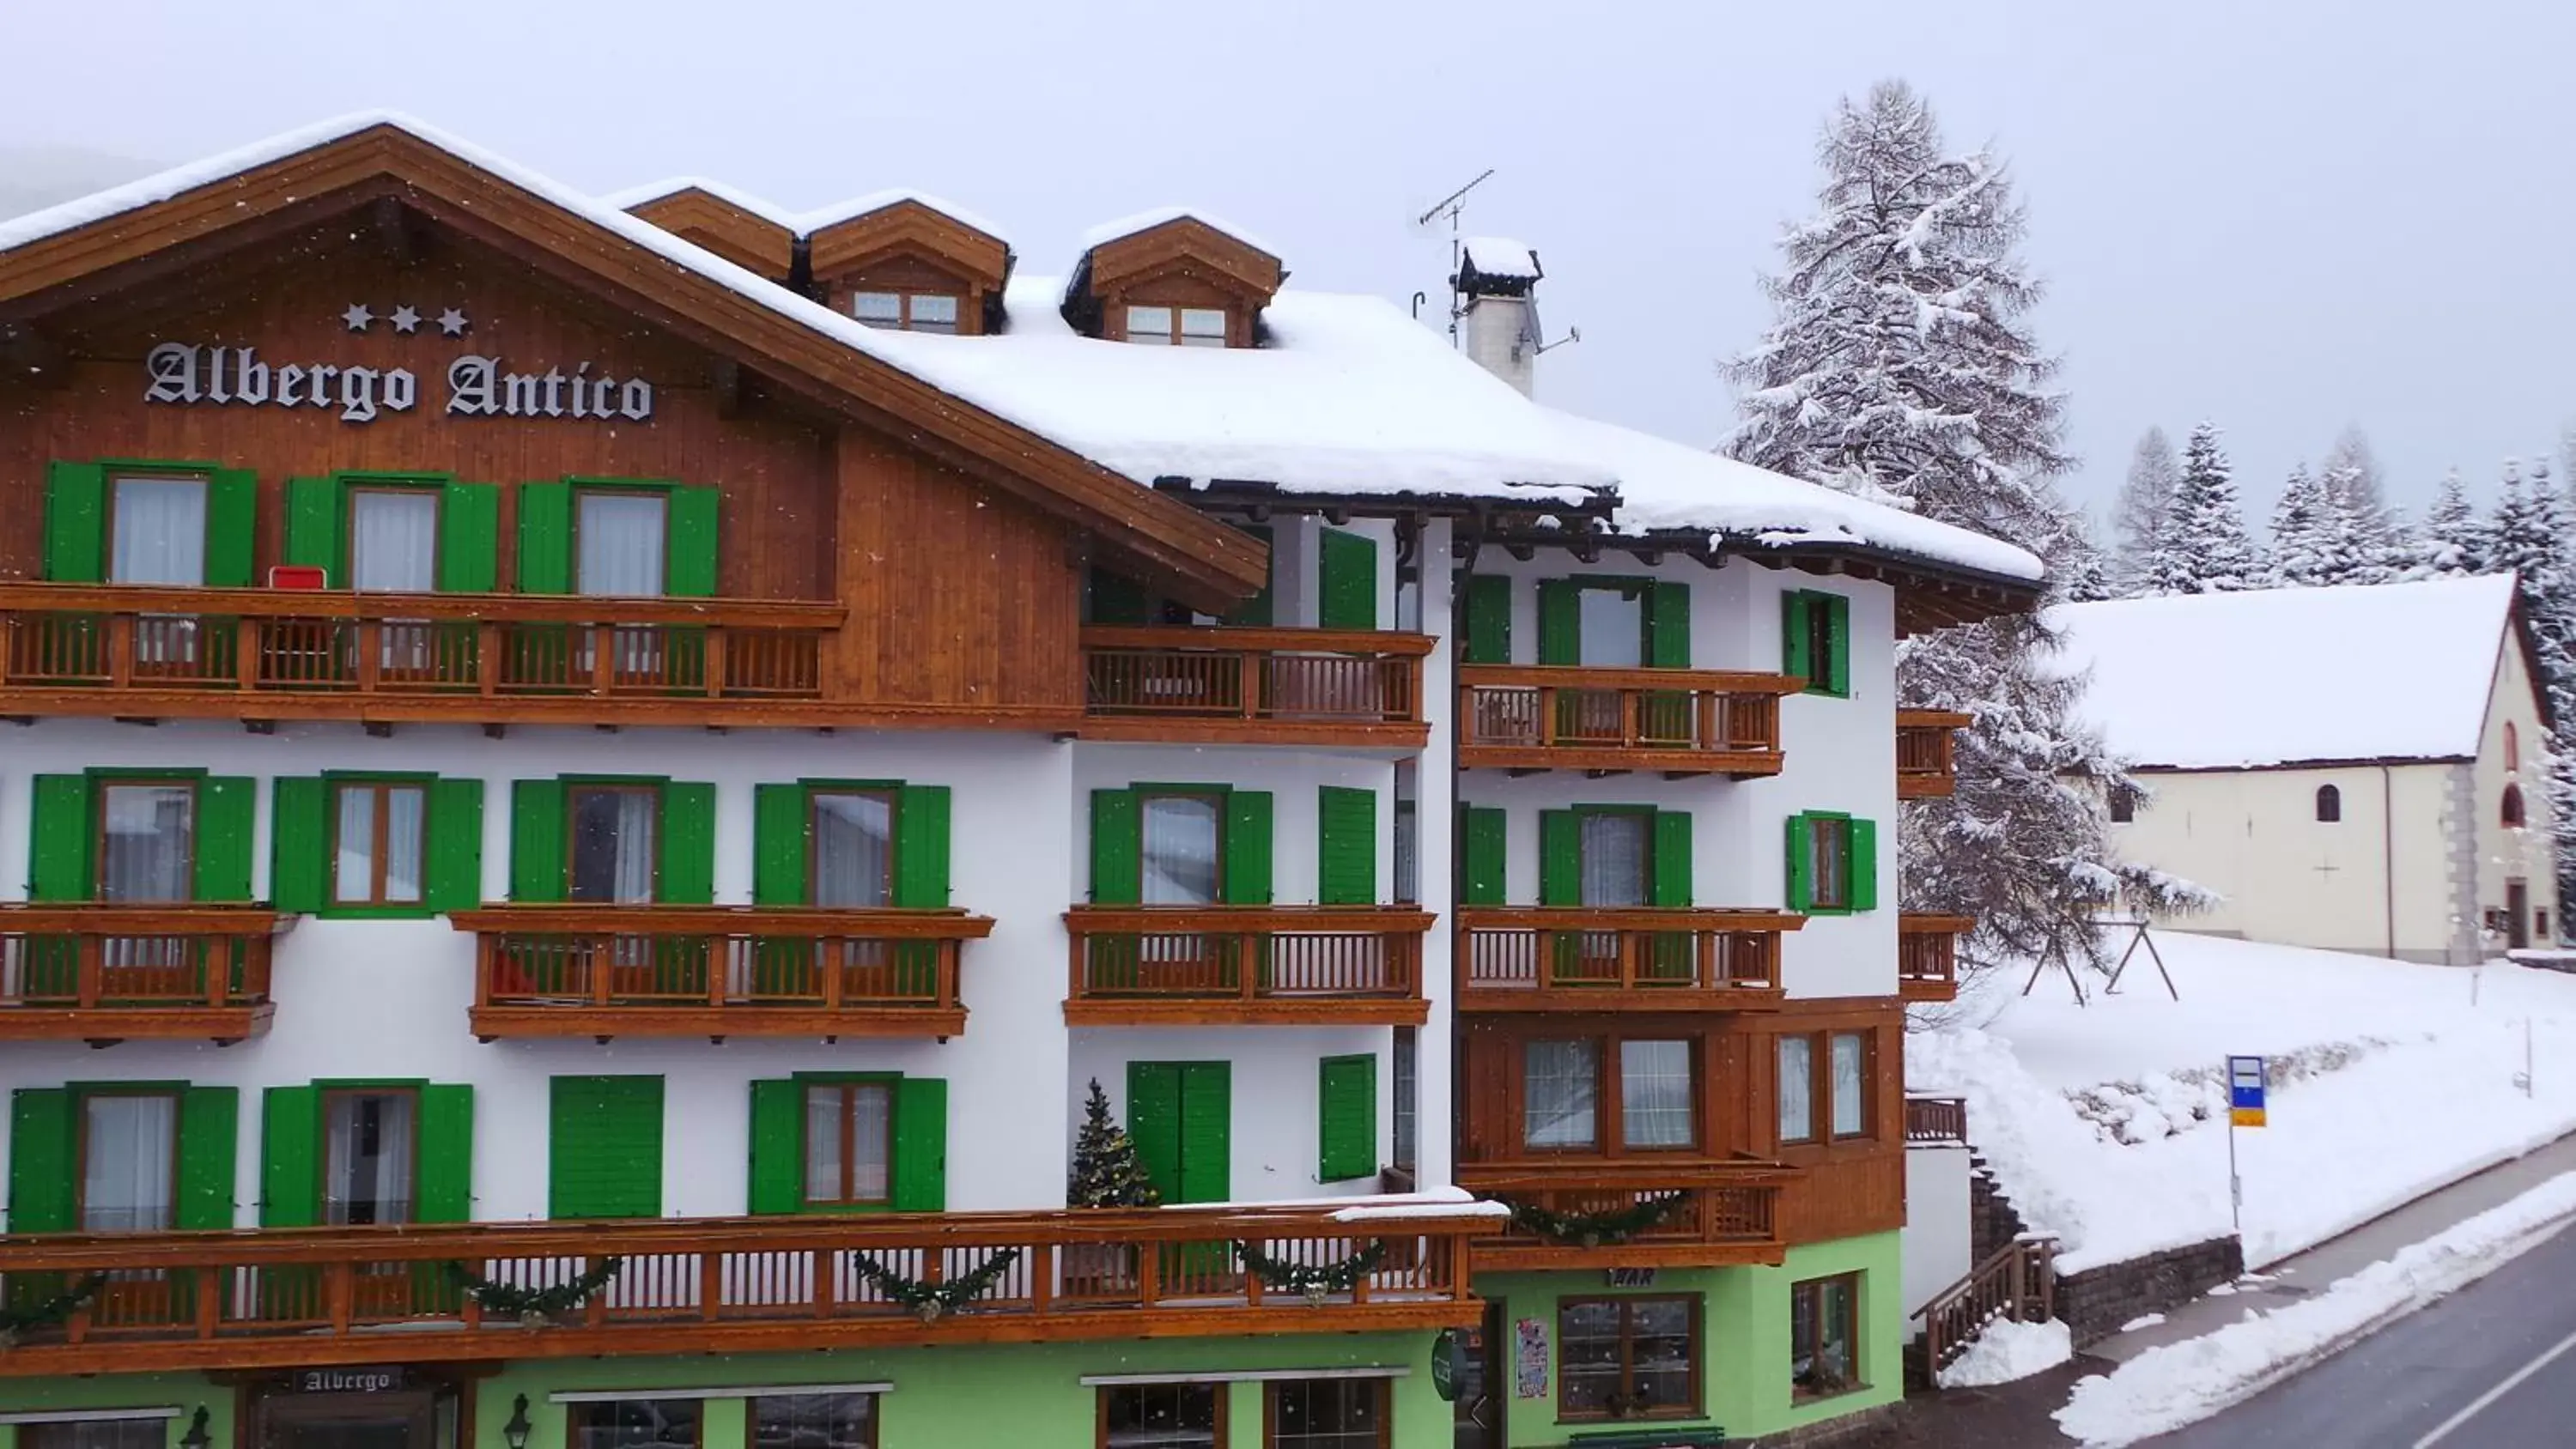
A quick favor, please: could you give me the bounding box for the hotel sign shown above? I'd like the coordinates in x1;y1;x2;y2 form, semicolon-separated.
143;343;655;426
293;1367;406;1393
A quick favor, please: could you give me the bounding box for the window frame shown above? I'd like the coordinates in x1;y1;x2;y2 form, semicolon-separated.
1390;1026;1418;1173
2314;784;2342;824
563;781;664;905
1517;1033;1702;1159
91;773;200;906
750;1391;880;1449
1263;1376;1390;1448
568;1398;705;1449
806;785;901;908
1120;303;1241;348
71;1084;185;1234
1555;1293;1704;1423
326;775;434;912
20;1420;174;1449
2504;784;2528;828
798;1073;900;1212
1568;577;1655;668
849;289;963;334
1802;813;1854;913
1136;787;1229;907
1789;1272;1867;1403
570;484;673;598
1573;803;1657;908
2107;785;2137;824
104;467;213;587
318;1083;423;1227
1786;589;1851;698
2506;721;2521;773
1777;1030;1875;1148
1097;1381;1228;1448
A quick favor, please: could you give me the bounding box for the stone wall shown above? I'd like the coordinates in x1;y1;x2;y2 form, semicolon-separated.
1968;1155;2031;1264
2057;1237;2246;1347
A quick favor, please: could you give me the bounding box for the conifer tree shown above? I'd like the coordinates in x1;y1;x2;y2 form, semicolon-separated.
2415;469;2484;577
2110;427;2181;595
2485;457;2576;919
2146;423;2263;592
2267;464;2334;586
1066;1078;1161;1209
2320;426;2397;549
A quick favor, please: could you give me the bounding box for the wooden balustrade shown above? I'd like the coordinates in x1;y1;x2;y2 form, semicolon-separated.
1062;906;1433;1025
0;584;839;727
1916;1235;2057;1374
1905;1096;1969;1146
1455;907;1799;1011
1457;665;1796;777
1899;913;1973;1003
1897;709;1973;799
0;906;289;1041
0;1203;1485;1374
1079;625;1433;746
453;906;993;1040
1455;1164;1790;1270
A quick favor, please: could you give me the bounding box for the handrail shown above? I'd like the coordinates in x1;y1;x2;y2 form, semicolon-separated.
1904;1096;1969;1145
1897;708;1976;731
449;906;995;939
0;583;844;627
1455;1161;1796;1193
1457;664;1800;694
1062;905;1431;1016
1063;905;1438;935
1900;913;1978;936
0;905;294;935
1081;624;1436;658
1457;906;1803;933
1914;1235;2057;1373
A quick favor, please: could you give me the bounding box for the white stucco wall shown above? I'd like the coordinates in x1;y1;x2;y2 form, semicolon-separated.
1900;1142;1973;1322
2472;632;2560;946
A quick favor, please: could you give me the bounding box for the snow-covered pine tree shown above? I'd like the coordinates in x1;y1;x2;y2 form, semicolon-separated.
2058;518;2116;602
2320;426;2397;548
2146;422;2264;592
1724;78;2201;993
2485;457;2576;923
2414;469;2485;577
2110;427;2181;595
1066;1078;1160;1209
2267;463;2336;586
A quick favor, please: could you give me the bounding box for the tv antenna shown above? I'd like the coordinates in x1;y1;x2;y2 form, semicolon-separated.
1415;169;1495;347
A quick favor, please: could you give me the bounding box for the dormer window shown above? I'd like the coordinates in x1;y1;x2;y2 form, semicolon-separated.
1124;305;1230;348
806;195;1012;336
851;290;962;335
1066;212;1284;349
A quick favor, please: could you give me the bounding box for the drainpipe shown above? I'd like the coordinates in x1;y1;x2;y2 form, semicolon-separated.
2381;764;2397;959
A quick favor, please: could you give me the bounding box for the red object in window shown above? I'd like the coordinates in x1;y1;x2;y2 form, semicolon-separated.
267;565;327;590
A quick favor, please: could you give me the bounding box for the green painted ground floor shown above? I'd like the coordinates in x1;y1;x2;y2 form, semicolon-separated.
0;1234;1898;1449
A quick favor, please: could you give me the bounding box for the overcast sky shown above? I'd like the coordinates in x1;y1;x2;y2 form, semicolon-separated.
5;0;2569;530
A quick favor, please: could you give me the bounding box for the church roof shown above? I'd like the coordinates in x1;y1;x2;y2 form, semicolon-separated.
2051;574;2524;769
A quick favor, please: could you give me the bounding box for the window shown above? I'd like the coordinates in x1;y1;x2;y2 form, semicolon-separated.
1522;1034;1700;1155
2507;722;2521;773
2504;785;2528;828
1140;791;1224;906
575;489;669;597
2313;784;2342;823
1620;1040;1695;1149
1790;1274;1864;1400
811;790;895;907
569;1400;702;1449
1829;1032;1868;1137
1123;305;1232;347
1100;1383;1222;1448
1524;1038;1601;1150
2542;907;2554;941
2108;785;2136;824
1267;1378;1387;1448
98;781;195;903
1580;810;1651;907
347;487;439;591
1577;583;1647;668
1559;1296;1699;1421
21;1421;172;1449
1394;798;1419;905
109;474;208;585
78;1090;179;1231
1777;1036;1814;1145
1391;1027;1418;1173
568;785;658;903
1805;815;1850;911
1180;308;1227;346
333;780;427;906
1779;1032;1872;1146
850;290;960;334
753;1392;878;1449
323;1088;417;1225
804;1080;895;1208
1783;590;1850;696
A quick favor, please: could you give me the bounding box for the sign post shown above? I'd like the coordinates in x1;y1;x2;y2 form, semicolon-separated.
2226;1055;2266;1234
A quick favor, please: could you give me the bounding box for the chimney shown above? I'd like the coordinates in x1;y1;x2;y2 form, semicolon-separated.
1455;237;1543;397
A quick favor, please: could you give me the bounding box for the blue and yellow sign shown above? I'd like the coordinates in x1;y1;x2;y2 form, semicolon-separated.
2228;1055;2268;1128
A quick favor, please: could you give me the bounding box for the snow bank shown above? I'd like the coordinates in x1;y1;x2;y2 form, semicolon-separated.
2054;1171;2576;1446
1937;1316;2073;1388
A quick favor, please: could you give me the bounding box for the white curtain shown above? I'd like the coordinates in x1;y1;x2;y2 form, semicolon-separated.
577;493;667;597
570;790;658;904
813;793;893;907
100;785;192;902
1831;1033;1867;1137
332;786;424;905
1620;1040;1694;1148
110;477;206;585
385;787;425;903
81;1094;176;1231
335;787;375;904
1778;1037;1814;1143
1577;587;1643;667
803;1084;890;1204
1141;796;1221;906
325;1092;416;1225
1579;813;1649;907
1522;1039;1599;1149
349;490;438;591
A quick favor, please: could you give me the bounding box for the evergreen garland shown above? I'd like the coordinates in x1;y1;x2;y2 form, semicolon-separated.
0;1274;106;1346
1236;1239;1387;1301
850;1247;1023;1322
1502;1193;1686;1248
448;1257;623;1324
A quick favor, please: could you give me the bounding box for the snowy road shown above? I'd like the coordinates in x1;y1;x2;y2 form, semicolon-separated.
2143;1221;2576;1447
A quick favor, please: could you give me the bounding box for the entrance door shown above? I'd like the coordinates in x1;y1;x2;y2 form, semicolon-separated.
2510;881;2532;949
1453;1299;1505;1449
275;1421;413;1449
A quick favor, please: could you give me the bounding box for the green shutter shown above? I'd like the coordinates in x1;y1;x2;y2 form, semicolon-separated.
1785;814;1813;913
1091;790;1141;905
260;1086;322;1227
175;1087;240;1231
1127;1063;1182;1203
1225;524;1274;627
752;784;809;907
1462;574;1511;664
1177;1062;1231;1204
1091;570;1151;626
894;785;953;908
1539;810;1581;907
890;1077;948;1211
1653;811;1694;908
1317;1055;1376;1182
659;782;716;905
1538;579;1580;664
42;462;106;584
1783;591;1814;686
28;774;94;901
204;467;258;587
270;777;330;914
1649;580;1692;668
1318;528;1378;631
1460;806;1507;906
666;485;721;597
1224;791;1273;906
8;1089;75;1233
516;481;574;593
549;1076;663;1220
510;779;568;902
426;779;484;912
746;1079;803;1215
1826;595;1852;697
416;1085;474;1223
438;482;501;593
283;477;343;585
1850;817;1880;912
195;777;255;902
1316;786;1376;906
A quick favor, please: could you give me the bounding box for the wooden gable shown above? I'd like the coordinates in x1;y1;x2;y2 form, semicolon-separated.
622;186;797;282
805;197;1011;335
1066;215;1284;349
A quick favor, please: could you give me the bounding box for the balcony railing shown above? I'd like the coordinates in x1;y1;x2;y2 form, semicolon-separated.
0;585;840;726
0;1203;1485;1375
1898;709;1974;799
0;906;289;1041
1062;906;1432;1026
1899;913;1972;1003
1905;1095;1969;1146
1457;665;1796;776
1079;626;1432;746
453;906;993;1040
1455;1164;1789;1270
1455;907;1800;1011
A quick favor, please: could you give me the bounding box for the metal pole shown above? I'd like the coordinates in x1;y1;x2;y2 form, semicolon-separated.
2528;1018;2536;1100
2227;1106;2243;1235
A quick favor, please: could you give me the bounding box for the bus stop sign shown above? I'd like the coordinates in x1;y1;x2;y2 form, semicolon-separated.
2228;1055;2267;1128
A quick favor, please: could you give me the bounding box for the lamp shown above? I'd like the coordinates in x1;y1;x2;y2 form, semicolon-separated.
179;1409;211;1449
502;1396;532;1449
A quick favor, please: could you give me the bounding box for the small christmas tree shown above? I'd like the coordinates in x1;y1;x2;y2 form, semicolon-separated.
1067;1078;1161;1208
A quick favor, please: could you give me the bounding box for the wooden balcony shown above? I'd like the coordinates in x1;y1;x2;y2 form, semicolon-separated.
0;1203;1485;1375
1899;913;1972;1003
1457;665;1796;777
0;584;841;729
1455;1163;1790;1270
453;906;993;1040
1454;907;1800;1013
1905;1095;1969;1147
0;906;289;1043
1898;709;1974;799
1079;625;1432;747
1062;906;1432;1026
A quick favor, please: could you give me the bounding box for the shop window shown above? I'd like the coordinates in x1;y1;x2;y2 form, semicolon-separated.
752;1392;879;1449
1267;1377;1388;1447
1099;1383;1222;1448
1790;1274;1864;1401
1559;1295;1700;1421
570;1400;702;1449
21;1422;170;1449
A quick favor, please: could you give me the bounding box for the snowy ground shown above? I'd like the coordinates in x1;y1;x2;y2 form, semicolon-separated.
1910;930;2576;1270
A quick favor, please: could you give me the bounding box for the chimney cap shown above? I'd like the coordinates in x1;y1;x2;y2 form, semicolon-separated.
1458;236;1541;297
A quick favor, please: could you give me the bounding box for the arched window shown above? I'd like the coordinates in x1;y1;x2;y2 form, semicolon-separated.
2503;784;2528;828
2108;785;2136;824
2315;785;2342;822
2506;722;2521;773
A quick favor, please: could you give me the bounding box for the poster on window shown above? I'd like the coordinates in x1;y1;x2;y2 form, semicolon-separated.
1514;1316;1550;1398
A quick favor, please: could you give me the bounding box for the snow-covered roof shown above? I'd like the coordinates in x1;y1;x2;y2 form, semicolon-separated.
1542;409;2047;584
1077;205;1278;259
2052;575;2521;769
1460;236;1540;281
595;174;805;233
793;188;1009;244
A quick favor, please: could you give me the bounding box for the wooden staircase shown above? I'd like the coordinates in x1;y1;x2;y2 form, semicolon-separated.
1908;1234;2059;1385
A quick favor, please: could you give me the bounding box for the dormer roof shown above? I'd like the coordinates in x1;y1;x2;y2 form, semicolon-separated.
603;177;798;280
803;191;1013;299
1062;209;1285;340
